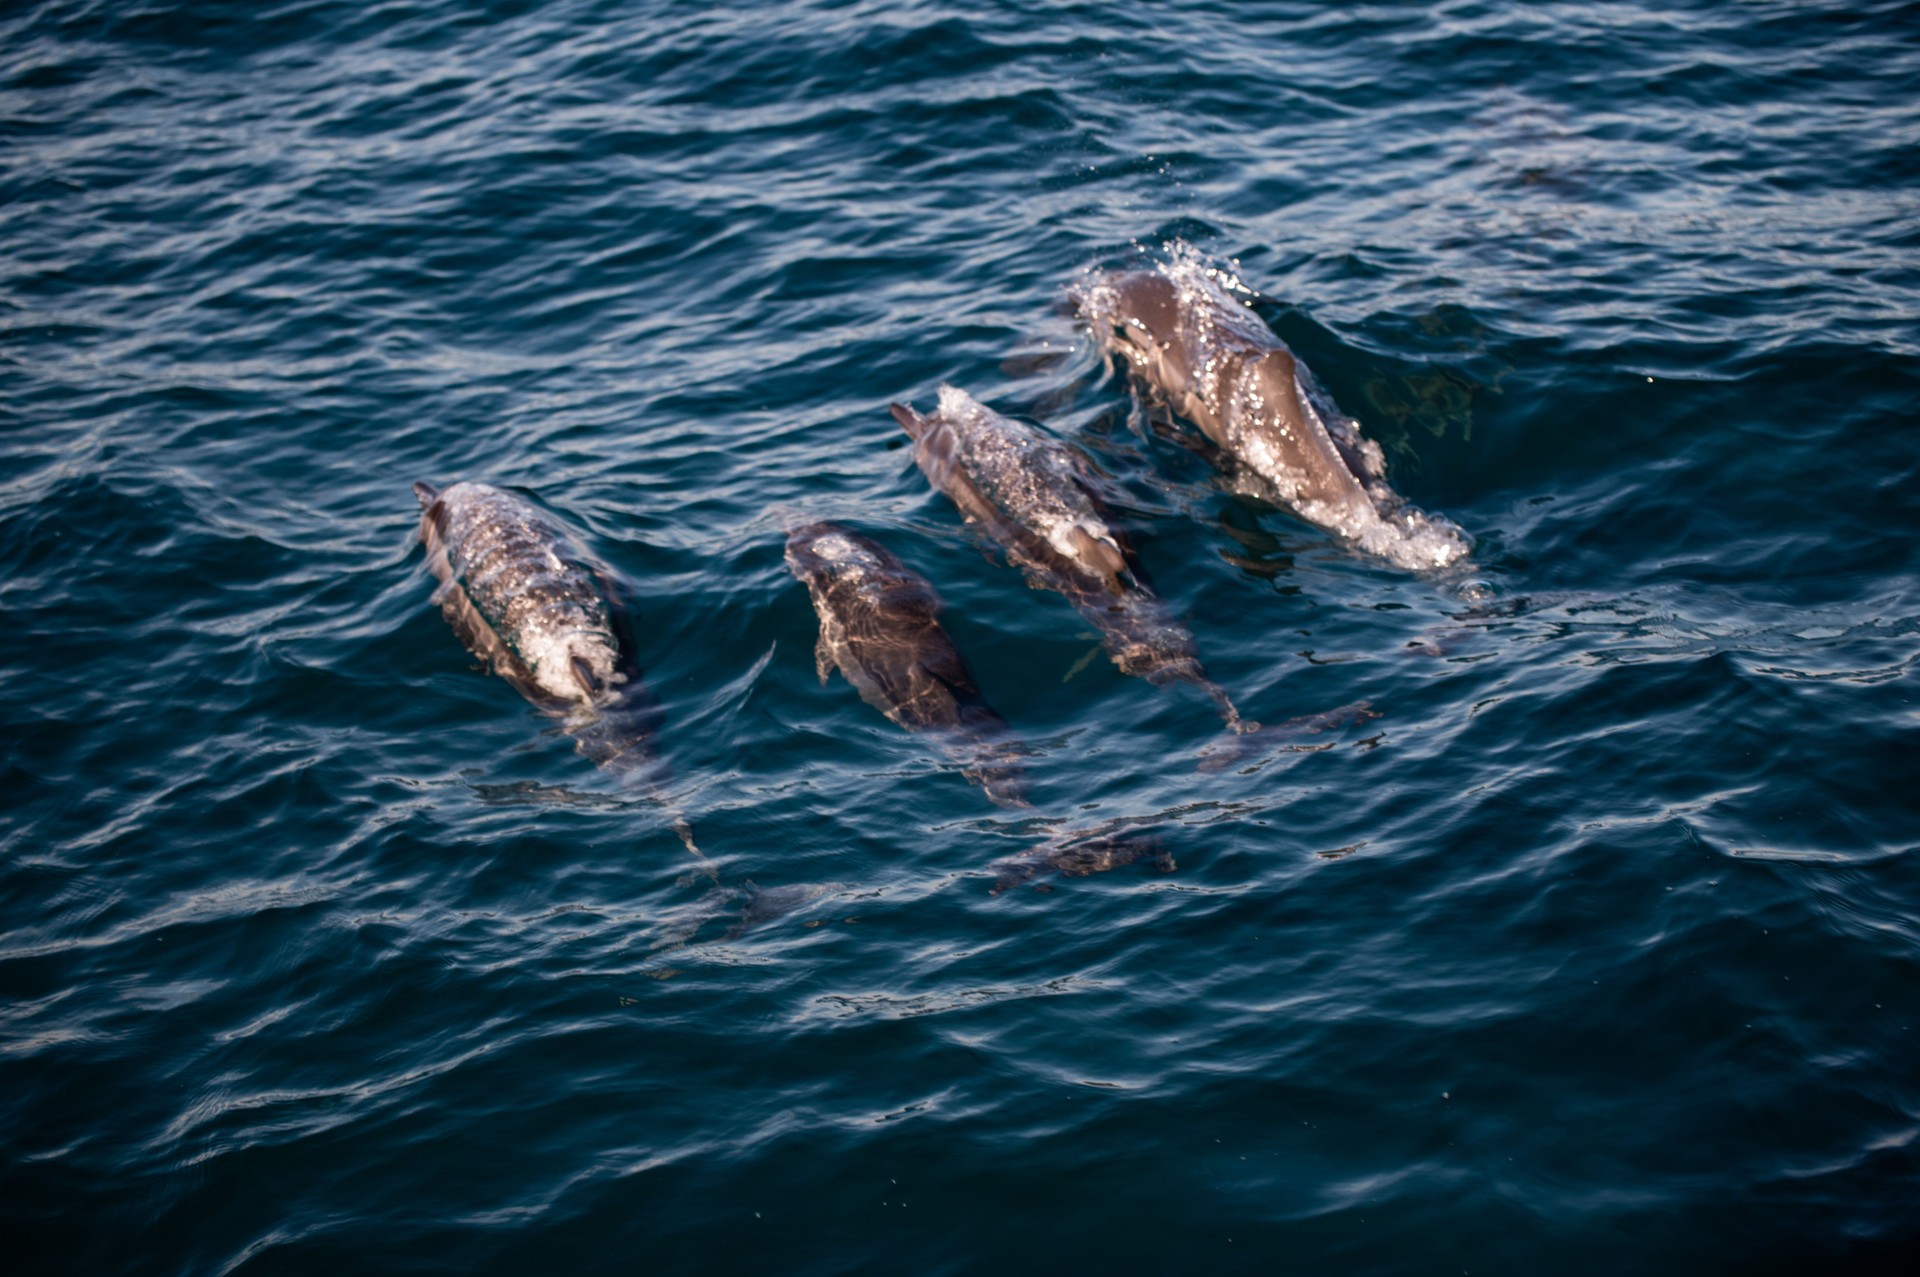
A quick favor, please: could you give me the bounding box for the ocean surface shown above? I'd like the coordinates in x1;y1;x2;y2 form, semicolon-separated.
4;1;1918;1272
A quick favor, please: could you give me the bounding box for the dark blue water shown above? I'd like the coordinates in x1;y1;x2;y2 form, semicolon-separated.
5;1;1919;1271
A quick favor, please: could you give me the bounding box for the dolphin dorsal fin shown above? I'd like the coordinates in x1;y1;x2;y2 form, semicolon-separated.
412;481;441;509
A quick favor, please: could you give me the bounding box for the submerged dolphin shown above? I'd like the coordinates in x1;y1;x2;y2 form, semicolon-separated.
786;520;1028;808
891;385;1252;736
989;829;1174;895
412;481;706;867
1075;259;1471;572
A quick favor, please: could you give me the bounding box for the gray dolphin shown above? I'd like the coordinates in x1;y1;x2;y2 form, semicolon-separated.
414;480;705;860
1075;260;1471;572
890;385;1253;737
415;480;649;760
785;520;1028;808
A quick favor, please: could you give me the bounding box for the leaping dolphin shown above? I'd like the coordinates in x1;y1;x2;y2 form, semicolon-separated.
1074;258;1471;572
785;520;1028;808
891;385;1254;738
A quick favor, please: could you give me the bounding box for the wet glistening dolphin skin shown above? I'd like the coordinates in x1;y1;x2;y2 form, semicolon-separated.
785;520;1028;808
1075;259;1472;572
414;480;665;775
890;385;1253;736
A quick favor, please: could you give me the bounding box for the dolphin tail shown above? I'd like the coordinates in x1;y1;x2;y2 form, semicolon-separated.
572;710;720;883
671;813;719;884
1190;679;1261;771
955;733;1032;810
1197;677;1255;736
412;481;441;509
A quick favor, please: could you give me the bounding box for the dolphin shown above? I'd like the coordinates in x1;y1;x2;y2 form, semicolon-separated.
415;480;647;759
1074;260;1472;572
413;480;705;860
988;828;1175;895
785;520;1028;808
890;385;1253;737
647;879;852;951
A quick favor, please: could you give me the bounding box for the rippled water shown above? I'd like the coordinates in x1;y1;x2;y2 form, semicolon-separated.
5;1;1919;1272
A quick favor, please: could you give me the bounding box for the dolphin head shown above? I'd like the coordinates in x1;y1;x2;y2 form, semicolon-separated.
783;520;849;583
1077;270;1195;394
1107;271;1183;343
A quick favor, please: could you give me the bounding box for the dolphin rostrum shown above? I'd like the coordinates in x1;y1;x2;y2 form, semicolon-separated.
891;385;1253;737
1075;257;1471;572
785;520;1028;808
413;480;705;860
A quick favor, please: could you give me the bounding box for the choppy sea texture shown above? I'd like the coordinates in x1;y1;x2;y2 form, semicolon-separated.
4;1;1918;1273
